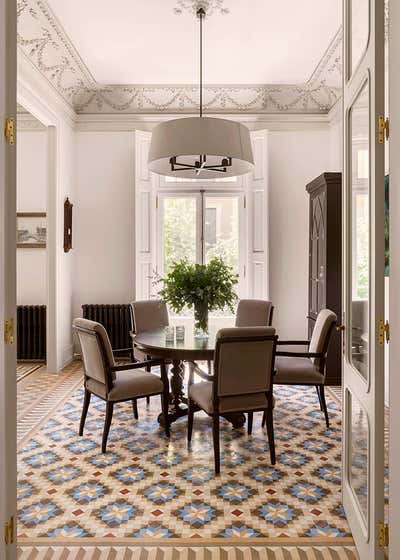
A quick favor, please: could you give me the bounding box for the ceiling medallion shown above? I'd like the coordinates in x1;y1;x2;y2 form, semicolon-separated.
149;5;253;179
173;0;229;16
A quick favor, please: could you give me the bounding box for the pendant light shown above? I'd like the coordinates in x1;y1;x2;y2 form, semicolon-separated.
148;6;254;179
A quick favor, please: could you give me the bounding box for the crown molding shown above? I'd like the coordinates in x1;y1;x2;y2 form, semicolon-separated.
75;112;331;132
17;48;76;128
17;112;47;130
17;0;343;116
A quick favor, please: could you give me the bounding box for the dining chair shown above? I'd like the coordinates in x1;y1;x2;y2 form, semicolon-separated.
130;300;170;412
73;318;170;452
264;308;337;428
235;299;274;327
187;326;277;474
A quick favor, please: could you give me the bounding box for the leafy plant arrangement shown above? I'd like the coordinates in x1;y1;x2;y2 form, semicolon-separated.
157;257;238;337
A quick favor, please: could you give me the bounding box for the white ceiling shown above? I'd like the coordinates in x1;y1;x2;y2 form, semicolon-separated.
47;0;341;85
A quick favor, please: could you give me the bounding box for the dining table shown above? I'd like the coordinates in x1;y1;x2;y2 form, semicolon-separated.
132;325;246;428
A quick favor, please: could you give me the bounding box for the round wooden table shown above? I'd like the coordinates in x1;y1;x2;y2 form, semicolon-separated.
132;326;246;428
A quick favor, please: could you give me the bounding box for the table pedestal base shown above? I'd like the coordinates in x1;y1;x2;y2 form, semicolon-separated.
157;359;246;429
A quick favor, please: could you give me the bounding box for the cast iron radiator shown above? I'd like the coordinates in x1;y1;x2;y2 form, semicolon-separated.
82;304;133;356
17;305;46;360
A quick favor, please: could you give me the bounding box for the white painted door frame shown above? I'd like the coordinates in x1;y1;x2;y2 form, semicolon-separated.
0;1;17;558
389;0;400;556
17;90;58;372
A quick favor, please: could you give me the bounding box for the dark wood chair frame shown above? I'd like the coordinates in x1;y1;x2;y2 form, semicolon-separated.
262;319;337;429
74;324;170;453
187;333;278;474
129;303;172;411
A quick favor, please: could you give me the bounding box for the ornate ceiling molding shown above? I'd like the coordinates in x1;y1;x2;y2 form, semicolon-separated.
17;0;342;115
173;0;229;16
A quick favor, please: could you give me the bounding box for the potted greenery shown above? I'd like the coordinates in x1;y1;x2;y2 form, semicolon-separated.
157;257;238;338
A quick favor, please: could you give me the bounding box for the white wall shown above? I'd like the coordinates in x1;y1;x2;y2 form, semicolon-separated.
268;130;331;339
18;51;77;371
16;128;47;305
72;128;332;341
72;131;135;322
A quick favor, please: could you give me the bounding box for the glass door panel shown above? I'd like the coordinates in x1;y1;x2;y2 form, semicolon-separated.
161;196;198;273
348;390;369;523
204;195;239;274
350;0;369;78
350;83;370;381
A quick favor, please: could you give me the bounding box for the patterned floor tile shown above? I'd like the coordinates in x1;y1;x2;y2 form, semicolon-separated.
17;362;350;539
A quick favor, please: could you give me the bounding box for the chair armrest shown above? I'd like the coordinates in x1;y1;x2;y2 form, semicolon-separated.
276;351;323;359
110;359;163;372
188;361;214;383
276;340;310;346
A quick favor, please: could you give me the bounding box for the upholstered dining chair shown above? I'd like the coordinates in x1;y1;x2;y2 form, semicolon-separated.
264;308;337;429
130;300;170;411
73;318;170;452
187;326;278;474
235;299;274;327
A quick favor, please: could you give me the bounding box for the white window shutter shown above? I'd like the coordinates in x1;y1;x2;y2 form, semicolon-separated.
246;130;269;299
135;130;157;300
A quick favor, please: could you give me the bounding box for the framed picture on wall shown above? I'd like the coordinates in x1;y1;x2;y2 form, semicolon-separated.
17;212;46;248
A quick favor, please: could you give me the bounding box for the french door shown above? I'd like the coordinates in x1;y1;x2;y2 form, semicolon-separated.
342;0;386;558
0;0;17;558
157;190;245;299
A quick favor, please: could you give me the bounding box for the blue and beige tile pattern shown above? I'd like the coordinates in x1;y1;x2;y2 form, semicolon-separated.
17;363;350;539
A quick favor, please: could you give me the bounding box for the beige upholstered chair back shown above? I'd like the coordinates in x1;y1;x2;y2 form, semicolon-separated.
73;318;115;386
131;300;169;333
214;327;276;397
309;309;337;366
235;299;273;327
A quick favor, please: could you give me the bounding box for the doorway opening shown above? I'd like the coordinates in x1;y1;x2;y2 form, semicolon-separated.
16;105;48;382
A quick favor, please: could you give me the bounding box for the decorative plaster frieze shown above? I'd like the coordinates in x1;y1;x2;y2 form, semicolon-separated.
17;0;343;115
173;0;229;16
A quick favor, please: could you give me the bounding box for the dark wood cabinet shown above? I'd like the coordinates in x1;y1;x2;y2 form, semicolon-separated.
307;172;342;385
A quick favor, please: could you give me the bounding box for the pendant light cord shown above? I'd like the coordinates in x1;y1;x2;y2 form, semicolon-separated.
198;7;204;118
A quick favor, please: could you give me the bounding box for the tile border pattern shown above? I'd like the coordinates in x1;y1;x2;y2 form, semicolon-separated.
17;543;359;560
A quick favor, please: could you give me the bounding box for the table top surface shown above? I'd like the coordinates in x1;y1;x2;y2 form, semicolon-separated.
133;325;220;358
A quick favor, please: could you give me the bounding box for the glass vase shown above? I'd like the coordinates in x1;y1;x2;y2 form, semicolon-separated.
194;302;209;339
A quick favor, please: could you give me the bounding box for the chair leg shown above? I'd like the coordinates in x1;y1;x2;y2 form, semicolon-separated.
261;410;266;427
315;385;323;411
212;414;220;474
132;399;139;420
79;389;91;436
146;396;150;406
247;412;253;435
161;391;170;438
265;408;276;465
319;385;330;428
102;402;114;453
187;398;194;443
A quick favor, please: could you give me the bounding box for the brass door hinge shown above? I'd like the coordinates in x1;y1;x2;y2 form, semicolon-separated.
4;515;14;545
155;195;158;209
4;117;15;146
4;318;15;345
378;521;389;548
378;116;389;144
378;320;390;346
243;195;246;209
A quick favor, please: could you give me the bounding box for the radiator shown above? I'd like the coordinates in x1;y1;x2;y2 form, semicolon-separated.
82;304;133;355
17;305;46;361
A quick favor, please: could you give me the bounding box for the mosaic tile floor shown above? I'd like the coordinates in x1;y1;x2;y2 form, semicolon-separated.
17;364;350;540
